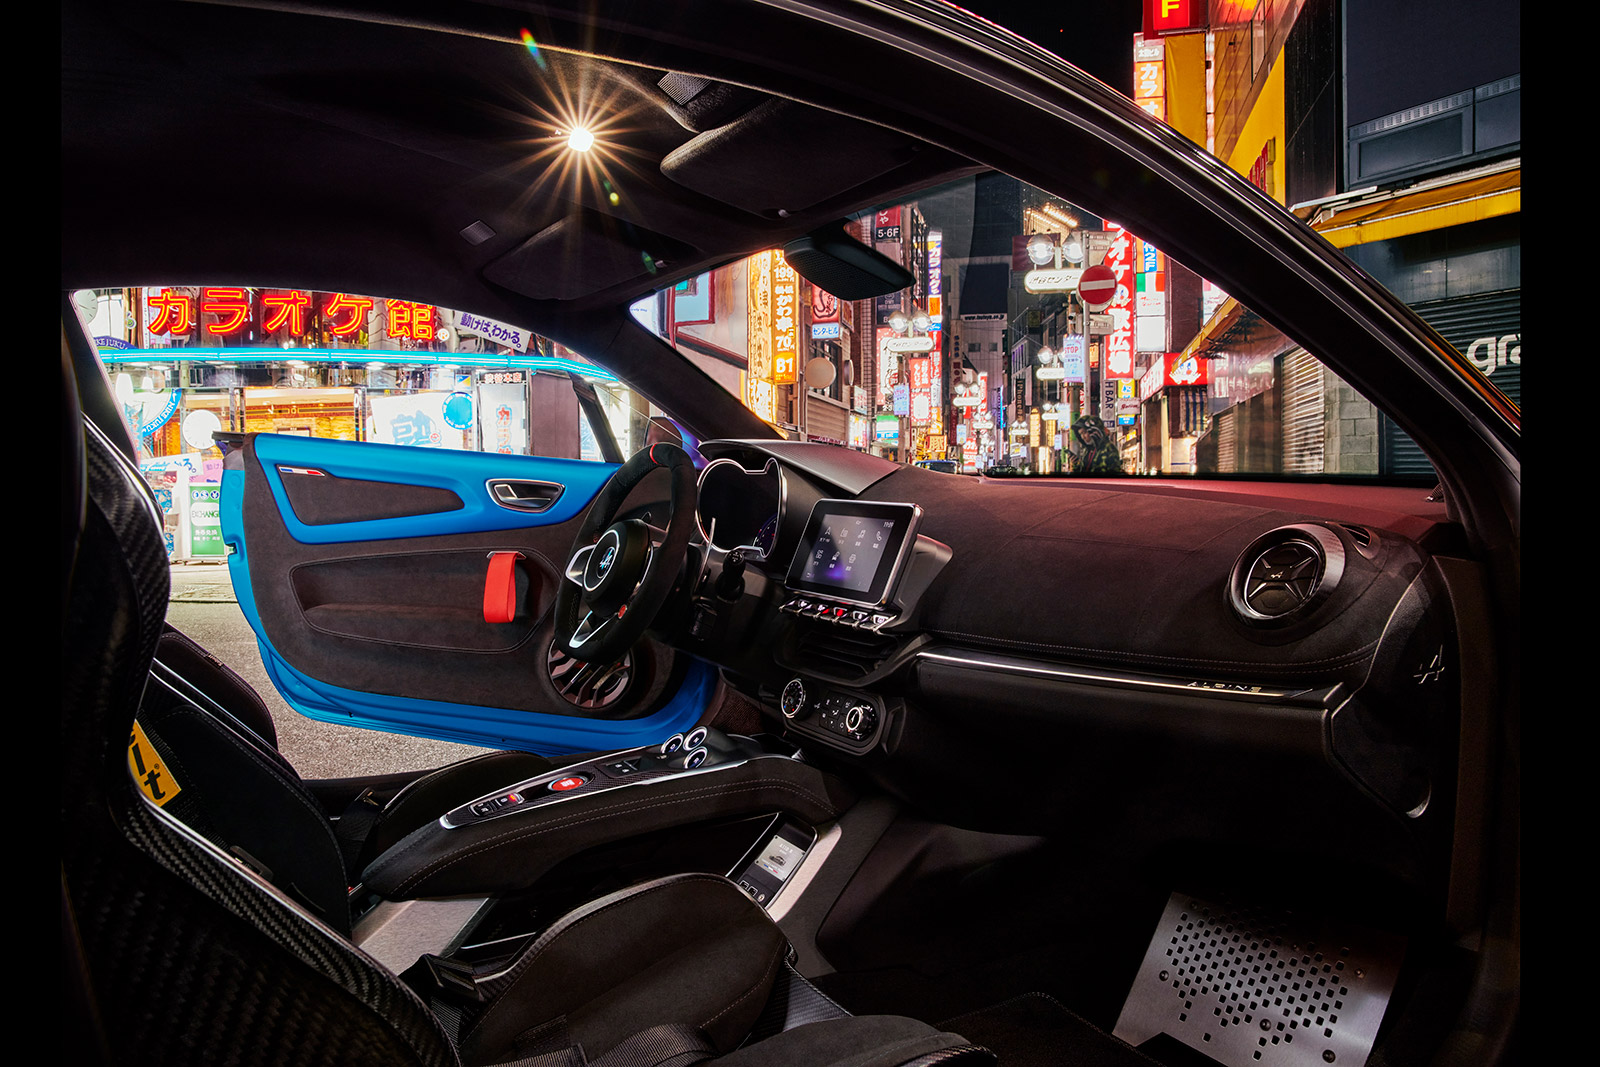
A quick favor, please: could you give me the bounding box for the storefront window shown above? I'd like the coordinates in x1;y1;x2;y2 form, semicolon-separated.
78;286;648;560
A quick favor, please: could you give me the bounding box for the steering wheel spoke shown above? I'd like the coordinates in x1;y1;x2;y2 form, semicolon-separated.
565;543;595;585
554;443;698;662
568;608;615;650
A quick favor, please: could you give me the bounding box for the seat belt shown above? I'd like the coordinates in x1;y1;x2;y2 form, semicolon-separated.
334;788;386;880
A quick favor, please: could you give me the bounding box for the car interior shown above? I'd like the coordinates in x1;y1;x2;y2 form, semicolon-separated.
61;2;1518;1066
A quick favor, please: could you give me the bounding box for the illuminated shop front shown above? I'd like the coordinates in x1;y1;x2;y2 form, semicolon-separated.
78;286;647;558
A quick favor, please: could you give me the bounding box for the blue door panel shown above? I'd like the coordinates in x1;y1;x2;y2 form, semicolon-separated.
223;443;713;755
257;640;715;754
254;433;617;544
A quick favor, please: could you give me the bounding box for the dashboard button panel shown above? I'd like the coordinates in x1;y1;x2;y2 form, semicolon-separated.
781;595;899;632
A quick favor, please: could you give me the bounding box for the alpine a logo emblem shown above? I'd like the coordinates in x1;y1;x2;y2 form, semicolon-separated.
598;545;616;574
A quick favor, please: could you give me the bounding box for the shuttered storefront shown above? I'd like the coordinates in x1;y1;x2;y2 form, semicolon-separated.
1213;406;1238;472
1280;348;1325;474
1379;288;1520;478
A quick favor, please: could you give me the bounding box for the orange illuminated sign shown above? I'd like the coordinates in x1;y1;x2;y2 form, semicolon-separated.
772;251;799;384
1143;0;1205;36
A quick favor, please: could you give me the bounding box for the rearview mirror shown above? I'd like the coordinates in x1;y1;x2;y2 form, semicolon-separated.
782;224;914;300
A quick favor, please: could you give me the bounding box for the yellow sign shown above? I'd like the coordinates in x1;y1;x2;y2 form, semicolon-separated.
128;720;182;806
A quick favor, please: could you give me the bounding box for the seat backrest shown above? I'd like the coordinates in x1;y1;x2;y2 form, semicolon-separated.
60;310;460;1066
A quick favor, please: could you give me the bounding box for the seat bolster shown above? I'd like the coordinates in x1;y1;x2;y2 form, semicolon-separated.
459;874;786;1065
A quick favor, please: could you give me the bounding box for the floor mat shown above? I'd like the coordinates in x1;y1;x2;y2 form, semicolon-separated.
938;993;1166;1067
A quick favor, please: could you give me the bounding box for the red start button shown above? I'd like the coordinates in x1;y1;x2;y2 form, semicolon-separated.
548;775;588;793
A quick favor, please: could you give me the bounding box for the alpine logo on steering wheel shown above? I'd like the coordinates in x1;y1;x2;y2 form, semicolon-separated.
598;545;617;574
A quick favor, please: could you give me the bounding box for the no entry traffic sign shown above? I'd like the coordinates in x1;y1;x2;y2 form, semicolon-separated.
1077;264;1118;311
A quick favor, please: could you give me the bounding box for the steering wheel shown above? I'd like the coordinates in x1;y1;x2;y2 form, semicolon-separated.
555;443;699;662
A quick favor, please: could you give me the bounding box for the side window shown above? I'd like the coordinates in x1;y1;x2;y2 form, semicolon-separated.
76;286;673;560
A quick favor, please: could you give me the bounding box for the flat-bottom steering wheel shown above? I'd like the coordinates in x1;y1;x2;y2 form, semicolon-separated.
555;443;698;662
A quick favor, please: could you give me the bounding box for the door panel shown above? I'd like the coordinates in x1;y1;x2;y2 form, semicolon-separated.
223;433;713;756
255;434;613;543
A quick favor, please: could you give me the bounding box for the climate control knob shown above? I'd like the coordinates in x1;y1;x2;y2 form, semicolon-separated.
844;703;875;736
780;678;808;720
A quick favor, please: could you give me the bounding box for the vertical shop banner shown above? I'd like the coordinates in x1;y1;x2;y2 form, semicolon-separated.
1103;228;1138;379
772;251;800;384
188;484;226;557
1062;335;1087;382
369;392;473;449
877;327;900;397
476;383;529;454
745;251;776;422
908;356;932;422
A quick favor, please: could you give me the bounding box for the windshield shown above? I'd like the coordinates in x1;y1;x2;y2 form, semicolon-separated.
631;172;1519;479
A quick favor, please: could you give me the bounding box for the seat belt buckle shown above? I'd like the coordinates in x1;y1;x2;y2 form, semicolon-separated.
420;953;490;1004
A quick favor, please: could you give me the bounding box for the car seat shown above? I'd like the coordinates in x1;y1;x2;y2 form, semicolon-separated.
60;308;993;1066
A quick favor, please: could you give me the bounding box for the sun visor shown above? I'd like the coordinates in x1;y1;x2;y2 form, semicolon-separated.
661;98;924;217
483;212;691;301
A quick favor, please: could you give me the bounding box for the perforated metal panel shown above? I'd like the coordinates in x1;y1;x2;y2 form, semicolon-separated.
1114;893;1404;1067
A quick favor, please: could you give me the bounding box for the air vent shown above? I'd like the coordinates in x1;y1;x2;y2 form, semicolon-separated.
1338;524;1371;548
1243;541;1323;618
793;627;898;681
1228;525;1347;628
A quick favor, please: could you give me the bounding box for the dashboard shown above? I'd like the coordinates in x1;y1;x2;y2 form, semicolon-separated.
676;438;1470;900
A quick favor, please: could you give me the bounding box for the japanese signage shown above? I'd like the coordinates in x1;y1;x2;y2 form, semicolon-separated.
877;327;900;396
1140;353;1212;396
908;356;932;423
1103;227;1138;379
875;413;900;441
809;282;840;340
1248;139;1276;199
1207;352;1275;403
1132;35;1167;120
142;286;449;345
771;251;800;384
1143;0;1206;36
457;311;528;352
746;252;776;422
1165;351;1210;387
477;383;528;454
1061;335;1087;383
874;206;902;242
369;392;473;449
1024;268;1085;294
188;485;226;557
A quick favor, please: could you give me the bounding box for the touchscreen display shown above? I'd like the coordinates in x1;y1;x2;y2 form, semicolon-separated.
799;514;896;593
786;500;920;605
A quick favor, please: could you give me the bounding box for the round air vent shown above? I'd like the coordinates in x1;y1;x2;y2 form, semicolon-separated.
1228;525;1346;627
